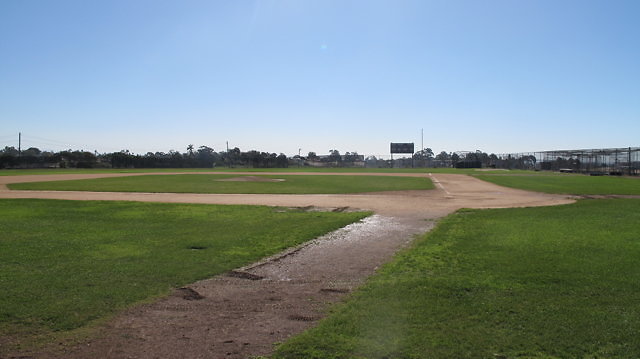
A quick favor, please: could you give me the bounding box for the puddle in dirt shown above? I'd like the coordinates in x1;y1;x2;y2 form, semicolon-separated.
313;214;427;243
249;214;433;282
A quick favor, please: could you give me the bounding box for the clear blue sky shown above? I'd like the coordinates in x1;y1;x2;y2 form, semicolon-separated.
1;0;638;156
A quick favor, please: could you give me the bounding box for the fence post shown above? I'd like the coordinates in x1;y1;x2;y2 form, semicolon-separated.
630;147;633;176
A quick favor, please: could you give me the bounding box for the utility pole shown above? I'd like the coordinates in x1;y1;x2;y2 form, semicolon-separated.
18;132;21;157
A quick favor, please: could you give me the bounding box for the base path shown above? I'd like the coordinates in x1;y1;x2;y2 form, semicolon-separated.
0;172;573;359
0;172;570;218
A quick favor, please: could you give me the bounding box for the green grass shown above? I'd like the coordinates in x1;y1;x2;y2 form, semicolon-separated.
0;168;217;176
8;174;434;194
0;167;528;176
476;173;640;195
0;199;369;345
273;199;640;358
0;168;432;176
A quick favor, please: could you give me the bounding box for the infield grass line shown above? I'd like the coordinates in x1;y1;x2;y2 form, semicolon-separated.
272;199;640;358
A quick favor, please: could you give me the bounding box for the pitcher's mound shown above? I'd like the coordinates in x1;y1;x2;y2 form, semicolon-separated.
217;176;285;182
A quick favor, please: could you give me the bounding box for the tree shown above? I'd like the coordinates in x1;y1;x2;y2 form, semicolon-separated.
196;146;217;167
243;150;262;167
22;147;42;156
1;146;19;156
519;155;537;170
187;144;194;157
197;145;214;155
413;149;434;160
328;149;341;163
435;151;450;161
365;155;385;168
276;153;288;168
223;147;241;167
343;151;360;162
451;153;460;164
425;148;434;158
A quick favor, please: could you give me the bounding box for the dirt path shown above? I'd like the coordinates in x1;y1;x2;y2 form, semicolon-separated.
0;172;570;217
0;172;573;359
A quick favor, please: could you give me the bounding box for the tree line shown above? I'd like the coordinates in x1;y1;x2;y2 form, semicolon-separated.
411;149;537;169
0;145;289;169
0;145;538;170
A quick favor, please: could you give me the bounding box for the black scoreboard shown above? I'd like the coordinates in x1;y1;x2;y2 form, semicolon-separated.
390;143;414;154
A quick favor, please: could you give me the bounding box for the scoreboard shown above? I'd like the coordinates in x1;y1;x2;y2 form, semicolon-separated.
390;143;414;154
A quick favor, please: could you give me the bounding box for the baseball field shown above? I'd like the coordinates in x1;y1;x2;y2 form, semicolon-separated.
1;169;639;358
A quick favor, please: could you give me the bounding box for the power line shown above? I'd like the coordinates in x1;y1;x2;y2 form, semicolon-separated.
1;133;236;154
21;134;79;147
17;134;121;153
0;134;16;141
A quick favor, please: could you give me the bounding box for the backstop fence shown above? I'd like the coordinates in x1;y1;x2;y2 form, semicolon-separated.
353;147;640;175
491;147;640;175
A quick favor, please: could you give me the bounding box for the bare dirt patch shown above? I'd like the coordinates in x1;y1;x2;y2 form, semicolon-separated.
175;287;205;301
0;172;573;359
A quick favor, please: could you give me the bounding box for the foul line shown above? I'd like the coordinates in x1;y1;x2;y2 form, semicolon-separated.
428;173;452;196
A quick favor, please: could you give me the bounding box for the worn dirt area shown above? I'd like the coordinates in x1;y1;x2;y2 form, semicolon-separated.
0;172;573;359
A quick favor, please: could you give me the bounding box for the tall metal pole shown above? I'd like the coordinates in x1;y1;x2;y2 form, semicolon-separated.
18;132;21;157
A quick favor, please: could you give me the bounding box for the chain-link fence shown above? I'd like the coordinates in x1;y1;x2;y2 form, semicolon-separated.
491;147;640;175
313;147;640;175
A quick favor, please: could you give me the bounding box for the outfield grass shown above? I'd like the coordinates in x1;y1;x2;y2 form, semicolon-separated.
8;174;434;194
0;199;369;343
476;173;640;195
0;168;216;176
0;167;525;176
0;168;432;176
273;199;640;358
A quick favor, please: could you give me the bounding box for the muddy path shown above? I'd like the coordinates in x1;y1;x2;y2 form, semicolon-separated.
0;173;573;359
